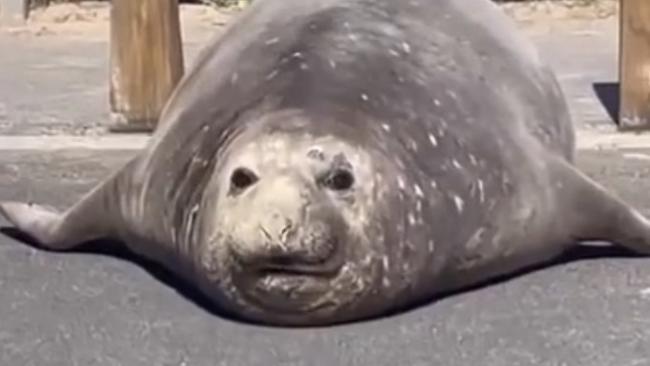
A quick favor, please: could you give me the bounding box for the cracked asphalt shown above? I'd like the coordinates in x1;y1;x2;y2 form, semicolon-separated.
1;2;650;365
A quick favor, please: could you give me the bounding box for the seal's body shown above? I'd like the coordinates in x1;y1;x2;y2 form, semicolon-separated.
3;0;650;326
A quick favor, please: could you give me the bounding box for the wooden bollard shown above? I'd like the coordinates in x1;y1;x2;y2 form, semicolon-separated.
0;0;29;26
619;0;650;131
109;0;184;133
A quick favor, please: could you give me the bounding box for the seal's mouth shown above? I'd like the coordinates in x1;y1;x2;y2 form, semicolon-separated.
241;270;340;314
251;249;344;278
229;239;347;314
231;234;345;278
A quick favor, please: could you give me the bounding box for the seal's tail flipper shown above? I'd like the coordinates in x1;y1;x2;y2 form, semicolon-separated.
553;156;650;255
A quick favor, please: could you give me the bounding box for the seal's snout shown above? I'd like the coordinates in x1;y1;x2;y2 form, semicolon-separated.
238;215;342;276
226;170;347;276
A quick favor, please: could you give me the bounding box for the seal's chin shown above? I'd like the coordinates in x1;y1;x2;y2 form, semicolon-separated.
241;270;339;314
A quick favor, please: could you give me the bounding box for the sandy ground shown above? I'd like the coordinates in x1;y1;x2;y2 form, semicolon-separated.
1;0;621;41
3;1;240;43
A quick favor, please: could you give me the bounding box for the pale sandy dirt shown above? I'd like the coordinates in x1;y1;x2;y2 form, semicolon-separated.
1;1;242;43
0;0;620;41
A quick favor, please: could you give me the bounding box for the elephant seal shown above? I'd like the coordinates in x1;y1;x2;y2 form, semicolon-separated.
2;0;650;327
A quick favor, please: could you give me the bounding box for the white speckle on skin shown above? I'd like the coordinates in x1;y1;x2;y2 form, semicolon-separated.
407;139;418;151
408;213;416;225
477;180;485;202
402;42;411;54
395;158;405;169
389;49;400;57
640;287;650;298
430;180;438;189
452;159;462;170
433;99;441;107
415;200;423;213
361;93;369;101
185;204;200;241
453;195;465;212
465;227;486;250
266;69;279;80
397;176;406;190
428;134;438;147
428;240;435;253
292;51;304;59
402;261;411;272
361;256;373;266
265;37;279;45
381;123;391;132
382;256;389;270
414;184;424;197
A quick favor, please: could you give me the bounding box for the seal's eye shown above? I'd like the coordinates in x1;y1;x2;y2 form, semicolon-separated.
324;169;355;191
230;167;258;193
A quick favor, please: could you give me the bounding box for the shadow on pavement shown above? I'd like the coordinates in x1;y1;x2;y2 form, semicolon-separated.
0;226;253;326
592;82;620;125
1;226;648;327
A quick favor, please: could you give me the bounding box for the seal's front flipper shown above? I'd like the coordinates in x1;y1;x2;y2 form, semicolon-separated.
0;166;129;251
0;202;67;248
0;193;115;251
552;156;650;255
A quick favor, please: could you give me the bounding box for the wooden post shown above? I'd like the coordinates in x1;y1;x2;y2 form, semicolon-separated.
0;0;29;26
619;0;650;131
109;0;184;133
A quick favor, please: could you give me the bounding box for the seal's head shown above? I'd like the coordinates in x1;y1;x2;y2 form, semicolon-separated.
195;110;419;326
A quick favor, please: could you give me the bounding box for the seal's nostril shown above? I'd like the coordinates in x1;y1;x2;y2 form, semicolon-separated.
323;169;355;191
230;167;259;193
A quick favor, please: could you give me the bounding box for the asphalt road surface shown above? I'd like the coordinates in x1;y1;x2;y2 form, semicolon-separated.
1;146;650;366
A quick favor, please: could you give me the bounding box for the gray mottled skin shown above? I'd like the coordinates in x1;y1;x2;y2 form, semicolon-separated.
2;0;650;327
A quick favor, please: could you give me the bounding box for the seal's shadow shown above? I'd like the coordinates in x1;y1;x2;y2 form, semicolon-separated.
1;226;646;326
434;243;646;303
0;226;248;324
